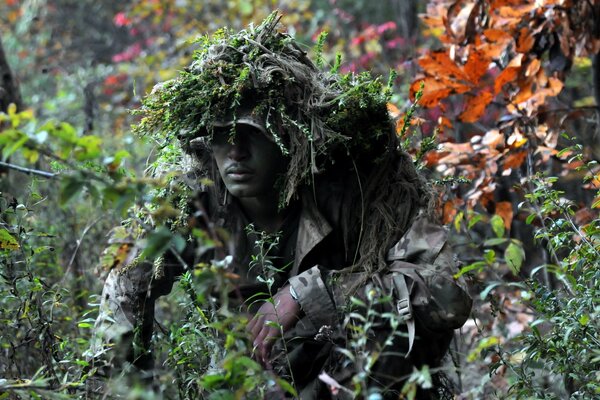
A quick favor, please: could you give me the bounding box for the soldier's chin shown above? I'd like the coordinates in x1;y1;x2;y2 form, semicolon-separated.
224;184;262;199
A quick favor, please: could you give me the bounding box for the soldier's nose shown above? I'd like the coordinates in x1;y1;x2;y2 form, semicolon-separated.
228;141;249;161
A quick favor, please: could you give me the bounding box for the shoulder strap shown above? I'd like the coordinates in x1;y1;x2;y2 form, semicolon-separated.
393;273;415;357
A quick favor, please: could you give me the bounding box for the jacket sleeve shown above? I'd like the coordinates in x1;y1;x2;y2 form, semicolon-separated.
90;261;157;370
89;230;182;370
288;266;339;329
385;217;472;332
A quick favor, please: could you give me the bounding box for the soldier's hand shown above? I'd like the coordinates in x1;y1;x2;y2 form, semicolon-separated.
247;284;300;368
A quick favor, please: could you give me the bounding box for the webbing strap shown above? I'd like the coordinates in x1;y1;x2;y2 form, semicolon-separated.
393;273;415;357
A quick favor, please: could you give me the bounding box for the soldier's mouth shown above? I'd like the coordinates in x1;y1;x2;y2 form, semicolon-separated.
226;165;254;181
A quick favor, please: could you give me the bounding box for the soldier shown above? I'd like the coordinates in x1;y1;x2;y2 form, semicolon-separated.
92;13;472;399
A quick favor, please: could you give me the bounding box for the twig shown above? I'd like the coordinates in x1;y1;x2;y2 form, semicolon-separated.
0;161;56;178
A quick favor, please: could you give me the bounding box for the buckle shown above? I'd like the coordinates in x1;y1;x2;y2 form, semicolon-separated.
396;298;412;321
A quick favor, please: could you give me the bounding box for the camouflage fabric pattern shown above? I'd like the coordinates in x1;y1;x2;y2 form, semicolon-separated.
92;202;472;398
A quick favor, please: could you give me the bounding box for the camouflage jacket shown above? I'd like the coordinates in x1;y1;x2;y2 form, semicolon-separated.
91;185;472;399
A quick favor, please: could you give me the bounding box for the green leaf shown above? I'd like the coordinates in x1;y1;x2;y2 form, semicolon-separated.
52;121;77;143
201;374;225;389
454;211;464;232
0;228;19;250
480;282;501;300
484;249;496;264
2;133;28;161
276;378;298;397
75;135;102;160
491;215;505;238
579;315;590;326
483;238;508;247
454;261;486;278
140;226;175;260
468;213;483;229
505;242;524;274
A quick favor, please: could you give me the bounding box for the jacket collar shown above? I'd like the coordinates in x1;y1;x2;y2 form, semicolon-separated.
291;193;332;275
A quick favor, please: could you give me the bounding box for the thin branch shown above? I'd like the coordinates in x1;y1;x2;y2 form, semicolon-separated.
0;161;56;179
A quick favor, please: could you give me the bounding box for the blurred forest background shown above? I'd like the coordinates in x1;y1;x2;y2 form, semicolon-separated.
0;0;598;399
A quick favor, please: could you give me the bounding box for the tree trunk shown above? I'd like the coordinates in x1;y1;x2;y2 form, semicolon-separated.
0;33;22;113
0;33;22;178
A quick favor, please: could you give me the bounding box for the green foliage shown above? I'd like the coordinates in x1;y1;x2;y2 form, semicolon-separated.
459;141;600;399
498;162;600;398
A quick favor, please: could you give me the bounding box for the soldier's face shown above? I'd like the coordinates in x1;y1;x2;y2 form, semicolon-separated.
212;125;287;199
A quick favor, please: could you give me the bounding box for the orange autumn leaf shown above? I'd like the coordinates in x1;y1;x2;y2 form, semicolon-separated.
495;201;514;230
547;77;564;96
418;50;470;82
387;102;401;117
496;5;536;19
459;91;494;122
438;115;454;129
512;79;534;104
516;27;535;53
525;58;541;77
464;48;491;84
503;150;527;170
494;55;523;94
483;28;513;43
443;199;460;224
410;77;470;108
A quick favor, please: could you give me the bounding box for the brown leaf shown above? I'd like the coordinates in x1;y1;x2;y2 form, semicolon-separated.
446;1;477;42
459;91;494;122
574;207;595;226
495;201;514;230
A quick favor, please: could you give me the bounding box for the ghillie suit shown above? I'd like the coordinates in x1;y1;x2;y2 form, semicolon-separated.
135;12;428;274
94;12;472;400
